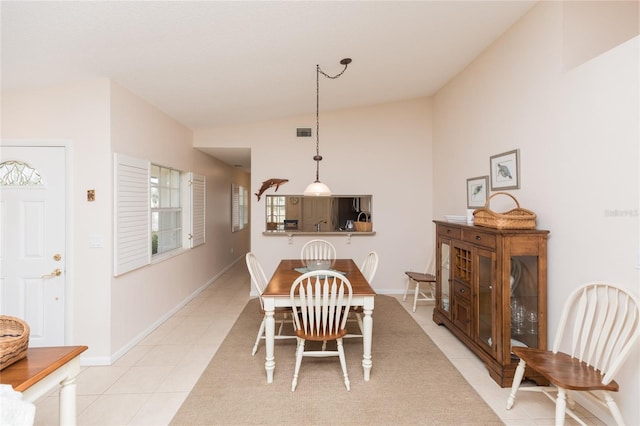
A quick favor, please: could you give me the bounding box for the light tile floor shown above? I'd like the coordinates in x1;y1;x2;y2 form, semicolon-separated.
33;261;605;425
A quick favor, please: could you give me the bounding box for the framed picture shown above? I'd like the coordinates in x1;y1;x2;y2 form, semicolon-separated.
490;149;520;190
467;175;489;208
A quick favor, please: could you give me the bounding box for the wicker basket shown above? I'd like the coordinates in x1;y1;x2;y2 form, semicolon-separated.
266;215;278;231
473;192;536;229
354;212;373;232
0;316;30;370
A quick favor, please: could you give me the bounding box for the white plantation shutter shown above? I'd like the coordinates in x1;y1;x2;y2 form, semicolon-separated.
231;184;248;232
242;186;249;227
114;153;150;276
231;184;240;232
189;173;205;247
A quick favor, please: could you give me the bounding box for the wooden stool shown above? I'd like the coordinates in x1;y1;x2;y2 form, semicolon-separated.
403;271;436;312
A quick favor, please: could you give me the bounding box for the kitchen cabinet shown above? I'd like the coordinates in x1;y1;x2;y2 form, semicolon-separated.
433;220;549;387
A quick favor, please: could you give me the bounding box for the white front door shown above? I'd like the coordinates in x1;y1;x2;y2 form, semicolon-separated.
0;145;67;346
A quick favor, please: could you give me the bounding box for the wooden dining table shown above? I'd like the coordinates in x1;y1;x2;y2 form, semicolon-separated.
261;258;376;383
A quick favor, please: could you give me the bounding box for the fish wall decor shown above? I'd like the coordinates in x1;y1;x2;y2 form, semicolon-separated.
255;178;289;201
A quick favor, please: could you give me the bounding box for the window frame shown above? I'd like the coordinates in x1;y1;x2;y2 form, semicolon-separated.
150;163;183;259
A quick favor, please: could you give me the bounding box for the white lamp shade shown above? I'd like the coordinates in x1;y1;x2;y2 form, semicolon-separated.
303;181;332;197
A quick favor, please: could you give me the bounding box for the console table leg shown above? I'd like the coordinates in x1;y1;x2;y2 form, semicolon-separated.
59;375;78;425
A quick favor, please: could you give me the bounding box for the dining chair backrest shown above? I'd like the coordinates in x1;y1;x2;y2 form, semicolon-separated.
290;270;353;339
506;281;640;425
426;254;436;276
552;282;639;385
300;239;337;261
245;252;268;310
359;251;379;283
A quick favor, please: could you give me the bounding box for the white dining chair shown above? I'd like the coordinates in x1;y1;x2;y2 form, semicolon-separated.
506;282;640;425
359;251;379;283
300;239;336;262
346;251;379;338
245;252;295;355
403;255;436;312
290;270;353;391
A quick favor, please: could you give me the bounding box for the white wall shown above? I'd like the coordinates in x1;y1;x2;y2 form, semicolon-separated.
194;97;434;291
2;79;114;357
433;2;639;424
108;82;250;359
1;79;250;363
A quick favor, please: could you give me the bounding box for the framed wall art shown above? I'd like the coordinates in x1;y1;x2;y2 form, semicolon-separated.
490;149;520;190
467;175;489;208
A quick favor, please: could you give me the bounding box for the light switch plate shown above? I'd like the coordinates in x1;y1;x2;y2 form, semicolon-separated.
89;235;103;248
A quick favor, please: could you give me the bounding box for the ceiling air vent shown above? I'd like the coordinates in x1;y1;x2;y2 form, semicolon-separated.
296;128;312;138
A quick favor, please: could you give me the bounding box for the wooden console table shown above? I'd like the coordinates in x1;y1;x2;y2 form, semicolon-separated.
0;346;88;425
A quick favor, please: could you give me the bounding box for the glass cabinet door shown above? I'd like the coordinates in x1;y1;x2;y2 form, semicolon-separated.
510;256;539;349
438;241;451;313
476;248;495;354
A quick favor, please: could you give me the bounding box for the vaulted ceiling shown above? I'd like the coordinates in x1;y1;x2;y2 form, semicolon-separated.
1;1;537;168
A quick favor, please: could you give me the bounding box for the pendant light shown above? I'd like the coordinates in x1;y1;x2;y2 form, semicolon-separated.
303;58;352;197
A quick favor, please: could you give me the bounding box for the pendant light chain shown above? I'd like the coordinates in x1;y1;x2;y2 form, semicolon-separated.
318;64;350;80
314;64;321;182
314;59;351;182
304;58;351;196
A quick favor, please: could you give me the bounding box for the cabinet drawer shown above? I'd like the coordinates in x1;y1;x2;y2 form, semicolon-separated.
462;229;496;249
438;225;461;239
453;281;471;301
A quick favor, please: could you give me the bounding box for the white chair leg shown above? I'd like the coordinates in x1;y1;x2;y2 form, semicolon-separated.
566;390;575;410
277;317;284;336
356;312;364;334
429;282;436;299
291;338;305;392
603;391;625;426
336;338;350;391
403;278;411;301
506;358;526;409
556;388;567;426
413;282;420;312
252;318;266;356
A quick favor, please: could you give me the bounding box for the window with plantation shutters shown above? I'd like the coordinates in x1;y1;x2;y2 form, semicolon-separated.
189;173;205;247
114;153;150;276
114;153;205;276
231;183;248;232
231;184;240;232
241;186;249;227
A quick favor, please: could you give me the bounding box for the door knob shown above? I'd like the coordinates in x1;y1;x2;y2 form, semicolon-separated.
42;268;62;279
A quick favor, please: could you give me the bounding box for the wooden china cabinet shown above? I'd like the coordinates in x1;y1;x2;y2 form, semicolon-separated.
432;220;549;387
